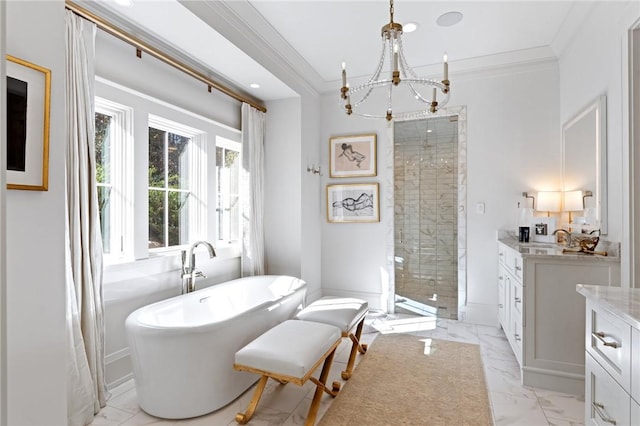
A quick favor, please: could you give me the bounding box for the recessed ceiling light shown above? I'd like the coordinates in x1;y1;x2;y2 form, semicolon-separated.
404;22;419;33
436;11;463;27
250;83;260;89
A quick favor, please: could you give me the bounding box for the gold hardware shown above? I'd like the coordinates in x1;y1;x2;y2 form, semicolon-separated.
442;79;450;94
386;110;393;121
392;70;400;86
430;101;438;114
64;0;267;113
341;86;349;100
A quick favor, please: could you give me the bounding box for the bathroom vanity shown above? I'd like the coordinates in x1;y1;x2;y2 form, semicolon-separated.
576;285;640;425
497;235;620;395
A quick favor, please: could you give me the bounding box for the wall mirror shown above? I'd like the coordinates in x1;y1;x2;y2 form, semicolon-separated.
562;95;607;234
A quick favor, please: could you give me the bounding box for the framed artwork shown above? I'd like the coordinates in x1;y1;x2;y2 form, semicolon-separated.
327;183;380;223
6;55;51;191
329;133;376;178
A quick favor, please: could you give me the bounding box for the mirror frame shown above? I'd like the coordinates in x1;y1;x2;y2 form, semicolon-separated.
561;95;607;234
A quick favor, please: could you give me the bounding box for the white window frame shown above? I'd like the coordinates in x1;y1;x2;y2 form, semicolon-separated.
95;97;134;263
147;115;207;254
215;136;242;247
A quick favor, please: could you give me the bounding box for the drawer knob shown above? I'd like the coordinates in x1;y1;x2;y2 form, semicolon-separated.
514;297;522;303
514;266;522;271
514;333;521;341
592;331;621;349
593;402;617;425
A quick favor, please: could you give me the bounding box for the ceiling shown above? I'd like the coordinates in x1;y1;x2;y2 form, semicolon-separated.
81;0;592;102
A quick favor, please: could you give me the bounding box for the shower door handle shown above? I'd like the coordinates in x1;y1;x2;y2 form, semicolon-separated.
399;229;403;244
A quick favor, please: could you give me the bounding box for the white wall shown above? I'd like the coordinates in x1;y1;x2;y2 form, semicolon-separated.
6;1;67;423
263;98;302;277
320;61;561;324
557;1;640;285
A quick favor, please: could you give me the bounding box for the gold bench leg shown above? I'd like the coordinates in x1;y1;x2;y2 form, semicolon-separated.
340;318;368;380
305;348;337;426
235;375;269;424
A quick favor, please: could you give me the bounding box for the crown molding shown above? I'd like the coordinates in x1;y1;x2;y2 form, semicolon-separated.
179;0;323;98
320;46;559;94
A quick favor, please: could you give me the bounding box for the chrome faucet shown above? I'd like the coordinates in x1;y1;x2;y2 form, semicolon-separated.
552;229;572;246
181;241;216;293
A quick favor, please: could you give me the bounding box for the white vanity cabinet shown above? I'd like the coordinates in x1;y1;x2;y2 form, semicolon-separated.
497;240;620;395
577;287;640;426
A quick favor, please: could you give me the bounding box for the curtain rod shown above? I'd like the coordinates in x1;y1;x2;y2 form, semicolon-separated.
65;0;267;113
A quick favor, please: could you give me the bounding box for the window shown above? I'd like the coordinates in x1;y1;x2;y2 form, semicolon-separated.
148;115;206;251
96;82;239;264
94;97;133;260
95;111;112;253
216;137;241;244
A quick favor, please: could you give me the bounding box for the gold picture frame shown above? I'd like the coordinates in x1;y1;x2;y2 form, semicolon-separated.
6;55;51;191
327;183;380;223
329;133;376;178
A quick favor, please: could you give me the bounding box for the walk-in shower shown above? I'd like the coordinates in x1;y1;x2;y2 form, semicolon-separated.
393;115;463;319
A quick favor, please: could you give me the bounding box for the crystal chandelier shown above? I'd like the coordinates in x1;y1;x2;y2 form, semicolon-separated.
340;0;451;121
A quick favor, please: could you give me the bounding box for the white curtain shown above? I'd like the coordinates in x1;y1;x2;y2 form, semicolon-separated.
241;103;266;276
65;11;107;425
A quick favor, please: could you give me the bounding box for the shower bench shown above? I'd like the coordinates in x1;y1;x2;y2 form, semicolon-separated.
233;319;342;426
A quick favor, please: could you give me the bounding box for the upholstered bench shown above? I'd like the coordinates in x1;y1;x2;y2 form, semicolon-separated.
233;320;342;425
295;296;369;380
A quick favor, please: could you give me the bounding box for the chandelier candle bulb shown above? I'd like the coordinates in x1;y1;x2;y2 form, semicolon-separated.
432;87;437;102
443;53;448;80
341;62;347;87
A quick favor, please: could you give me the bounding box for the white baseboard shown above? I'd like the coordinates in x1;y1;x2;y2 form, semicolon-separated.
460;302;499;326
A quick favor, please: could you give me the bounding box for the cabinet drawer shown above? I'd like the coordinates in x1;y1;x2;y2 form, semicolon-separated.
586;299;632;393
511;279;524;323
585;353;630;426
512;314;523;365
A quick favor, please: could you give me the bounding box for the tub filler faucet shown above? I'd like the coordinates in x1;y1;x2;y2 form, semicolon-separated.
182;241;216;293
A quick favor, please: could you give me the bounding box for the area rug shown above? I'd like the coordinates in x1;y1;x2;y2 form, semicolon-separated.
318;333;493;426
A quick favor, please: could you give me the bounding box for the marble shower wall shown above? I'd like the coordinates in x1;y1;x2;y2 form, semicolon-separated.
394;116;460;319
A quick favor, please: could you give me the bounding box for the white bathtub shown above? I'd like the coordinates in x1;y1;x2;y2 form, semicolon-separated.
125;275;307;419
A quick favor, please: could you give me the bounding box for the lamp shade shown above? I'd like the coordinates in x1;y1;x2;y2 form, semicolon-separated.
536;191;561;212
563;190;584;212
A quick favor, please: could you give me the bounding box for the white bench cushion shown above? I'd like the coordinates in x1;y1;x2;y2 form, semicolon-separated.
296;297;368;333
235;320;341;379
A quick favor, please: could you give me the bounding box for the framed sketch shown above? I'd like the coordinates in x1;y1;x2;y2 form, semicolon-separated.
329;133;376;178
6;55;51;191
327;183;379;223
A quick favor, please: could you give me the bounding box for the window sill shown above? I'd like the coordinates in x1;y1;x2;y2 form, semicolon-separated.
103;244;241;285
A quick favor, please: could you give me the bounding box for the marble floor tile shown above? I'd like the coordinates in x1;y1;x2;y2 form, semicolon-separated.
108;387;142;415
491;391;550;426
535;389;584;424
90;406;136;425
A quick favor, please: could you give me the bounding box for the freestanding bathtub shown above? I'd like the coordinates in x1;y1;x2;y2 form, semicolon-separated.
125;275;307;419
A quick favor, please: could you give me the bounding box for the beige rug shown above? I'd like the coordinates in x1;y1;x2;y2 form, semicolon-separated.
318;333;493;426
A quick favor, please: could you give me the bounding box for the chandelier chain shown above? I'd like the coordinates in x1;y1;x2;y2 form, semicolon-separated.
390;0;394;23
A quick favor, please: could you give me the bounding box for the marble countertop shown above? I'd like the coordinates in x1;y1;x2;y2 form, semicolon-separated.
497;231;620;262
576;285;640;329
